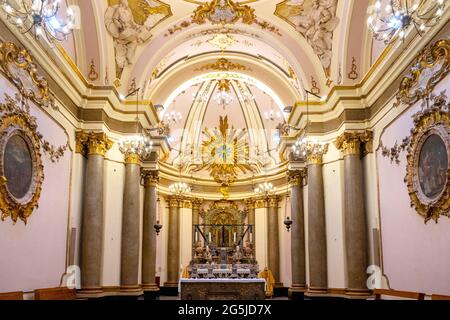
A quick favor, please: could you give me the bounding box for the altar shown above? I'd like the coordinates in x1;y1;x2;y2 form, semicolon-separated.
179;279;266;300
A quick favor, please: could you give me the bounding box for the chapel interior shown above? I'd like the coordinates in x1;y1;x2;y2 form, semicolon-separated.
0;0;449;301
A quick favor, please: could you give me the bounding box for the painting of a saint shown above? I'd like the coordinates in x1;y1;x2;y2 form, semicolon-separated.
418;134;448;199
3;134;33;199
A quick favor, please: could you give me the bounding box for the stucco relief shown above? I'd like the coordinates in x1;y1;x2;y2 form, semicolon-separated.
275;0;339;76
105;0;172;81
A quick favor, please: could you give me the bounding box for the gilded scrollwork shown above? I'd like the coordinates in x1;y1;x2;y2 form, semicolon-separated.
0;93;67;224
380;137;411;165
395;39;450;108
404;92;450;223
0;41;54;109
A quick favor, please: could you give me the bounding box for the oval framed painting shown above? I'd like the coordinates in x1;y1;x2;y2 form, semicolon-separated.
0;115;43;224
406;112;450;223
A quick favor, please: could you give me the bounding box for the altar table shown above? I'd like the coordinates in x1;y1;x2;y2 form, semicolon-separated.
179;279;266;300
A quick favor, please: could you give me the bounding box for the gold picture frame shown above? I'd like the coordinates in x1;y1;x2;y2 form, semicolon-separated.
405;98;450;223
0;95;44;224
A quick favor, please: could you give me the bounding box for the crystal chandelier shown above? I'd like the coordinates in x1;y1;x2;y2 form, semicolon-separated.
168;181;191;195
1;0;77;43
118;134;153;160
254;182;276;196
118;88;153;161
292;136;327;158
291;90;327;159
165;111;182;124
214;79;233;109
367;0;445;44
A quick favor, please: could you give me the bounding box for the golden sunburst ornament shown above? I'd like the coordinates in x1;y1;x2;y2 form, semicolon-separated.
194;116;255;198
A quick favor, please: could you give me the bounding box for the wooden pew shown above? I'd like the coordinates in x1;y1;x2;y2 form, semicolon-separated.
34;287;77;300
432;294;450;300
0;292;24;300
374;289;425;300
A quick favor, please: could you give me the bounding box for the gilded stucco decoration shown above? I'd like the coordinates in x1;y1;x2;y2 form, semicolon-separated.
275;0;339;76
394;39;450;108
165;1;281;37
0;42;55;109
194;58;251;72
193;116;256;198
0;93;67;225
382;92;450;223
191;0;256;25
105;0;172;81
405;92;450;223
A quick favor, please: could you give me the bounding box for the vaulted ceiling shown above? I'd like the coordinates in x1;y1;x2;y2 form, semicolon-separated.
45;0;389;172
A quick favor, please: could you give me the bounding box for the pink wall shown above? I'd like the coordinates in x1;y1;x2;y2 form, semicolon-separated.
377;76;450;295
0;76;71;293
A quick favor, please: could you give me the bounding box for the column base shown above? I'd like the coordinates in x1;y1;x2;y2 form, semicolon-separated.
164;281;179;288
345;288;373;299
305;287;329;298
289;285;306;300
142;283;160;292
120;285;143;296
77;287;104;299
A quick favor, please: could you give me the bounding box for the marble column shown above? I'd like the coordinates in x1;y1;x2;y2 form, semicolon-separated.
307;148;328;295
246;199;256;251
335;131;373;297
141;170;159;292
120;153;142;294
288;170;307;296
192;198;202;253
267;196;282;287
77;131;113;295
165;197;180;287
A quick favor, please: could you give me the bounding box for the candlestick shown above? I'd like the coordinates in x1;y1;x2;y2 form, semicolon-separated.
209;232;212;243
250;232;253;243
195;230;198;243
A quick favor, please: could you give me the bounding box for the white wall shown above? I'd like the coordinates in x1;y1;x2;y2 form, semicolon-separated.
0;76;72;293
374;74;450;295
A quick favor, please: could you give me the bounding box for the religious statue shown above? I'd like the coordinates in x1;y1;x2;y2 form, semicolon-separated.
194;241;204;259
232;245;242;263
105;0;168;79
276;0;339;75
243;241;254;259
205;245;213;262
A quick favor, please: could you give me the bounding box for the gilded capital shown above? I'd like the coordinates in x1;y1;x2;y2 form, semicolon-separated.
288;169;307;187
334;131;373;157
141;170;159;187
124;153;141;165
268;196;280;208
306;143;329;165
168;197;179;208
245;198;256;209
75;131;113;157
191;198;203;210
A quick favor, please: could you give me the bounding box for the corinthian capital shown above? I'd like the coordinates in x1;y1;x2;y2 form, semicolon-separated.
141;170;159;187
75;131;113;157
334;131;373;157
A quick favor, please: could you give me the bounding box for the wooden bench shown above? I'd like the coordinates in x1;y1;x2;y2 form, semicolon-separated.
0;292;24;300
374;289;425;300
34;287;77;300
432;294;450;300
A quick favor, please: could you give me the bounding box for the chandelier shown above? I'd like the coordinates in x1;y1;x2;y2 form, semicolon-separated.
168;181;191;195
254;182;276;196
165;111;182;124
214;79;233;109
291;90;327;159
118;88;153;161
1;0;77;43
292;136;327;158
367;0;445;44
118;134;153;160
